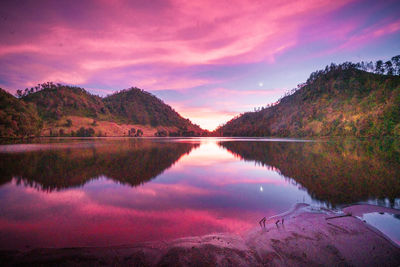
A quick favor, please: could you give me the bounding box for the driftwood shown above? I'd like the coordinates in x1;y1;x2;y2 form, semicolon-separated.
259;217;285;228
260;212;351;227
259;203;308;228
259;217;266;228
325;213;352;220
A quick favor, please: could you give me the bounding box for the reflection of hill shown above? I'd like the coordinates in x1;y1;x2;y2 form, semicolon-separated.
0;140;198;191
219;140;400;207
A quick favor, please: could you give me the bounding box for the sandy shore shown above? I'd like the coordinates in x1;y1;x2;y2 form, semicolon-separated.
1;204;399;266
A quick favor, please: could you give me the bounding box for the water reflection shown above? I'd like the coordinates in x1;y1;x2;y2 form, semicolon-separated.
219;139;400;207
357;212;400;246
0;138;399;250
0;139;198;190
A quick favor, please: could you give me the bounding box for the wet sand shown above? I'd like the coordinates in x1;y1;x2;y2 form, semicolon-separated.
1;204;399;266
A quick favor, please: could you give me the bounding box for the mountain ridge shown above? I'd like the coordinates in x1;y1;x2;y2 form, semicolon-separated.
216;58;400;137
1;83;204;137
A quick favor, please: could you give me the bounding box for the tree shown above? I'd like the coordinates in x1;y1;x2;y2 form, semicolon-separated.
88;127;95;136
358;61;366;71
392;55;400;75
76;127;95;137
65;119;72;127
128;128;136;136
135;129;143;137
375;60;384;74
155;130;167;137
77;127;85;137
385;61;394;75
366;61;374;72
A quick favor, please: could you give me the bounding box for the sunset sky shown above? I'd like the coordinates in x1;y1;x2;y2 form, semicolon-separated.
0;0;399;130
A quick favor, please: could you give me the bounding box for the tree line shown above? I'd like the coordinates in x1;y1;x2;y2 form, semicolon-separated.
251;55;400;112
16;82;98;99
218;54;400;137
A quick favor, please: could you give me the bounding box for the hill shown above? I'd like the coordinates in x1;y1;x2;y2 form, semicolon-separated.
0;88;42;137
21;82;111;121
2;83;204;137
217;58;400;137
103;88;203;135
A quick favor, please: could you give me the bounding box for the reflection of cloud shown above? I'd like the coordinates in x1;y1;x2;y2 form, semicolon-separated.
0;174;273;249
0;138;307;249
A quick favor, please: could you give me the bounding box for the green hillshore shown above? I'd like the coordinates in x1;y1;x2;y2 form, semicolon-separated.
0;84;204;138
216;56;400;137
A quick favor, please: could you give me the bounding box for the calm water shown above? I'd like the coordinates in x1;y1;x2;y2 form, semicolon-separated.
0;137;399;249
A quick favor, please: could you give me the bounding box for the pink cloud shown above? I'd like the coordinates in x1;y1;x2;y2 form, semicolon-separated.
339;19;400;51
0;0;355;92
292;4;400;59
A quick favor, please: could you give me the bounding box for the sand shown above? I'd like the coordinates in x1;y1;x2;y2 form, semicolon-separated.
1;204;399;266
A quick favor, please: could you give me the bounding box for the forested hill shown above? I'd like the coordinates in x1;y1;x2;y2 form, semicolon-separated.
103;88;201;130
0;88;42;137
217;57;400;137
22;84;110;121
0;83;203;137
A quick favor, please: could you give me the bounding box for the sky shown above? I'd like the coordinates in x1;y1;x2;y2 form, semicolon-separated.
0;0;399;130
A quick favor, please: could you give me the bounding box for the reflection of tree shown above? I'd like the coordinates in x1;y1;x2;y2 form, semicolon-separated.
0;140;198;191
219;139;400;207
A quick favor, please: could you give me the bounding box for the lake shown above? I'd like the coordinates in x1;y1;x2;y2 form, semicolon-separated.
0;137;399;250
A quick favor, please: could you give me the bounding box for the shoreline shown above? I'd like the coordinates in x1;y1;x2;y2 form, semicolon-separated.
1;204;399;266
